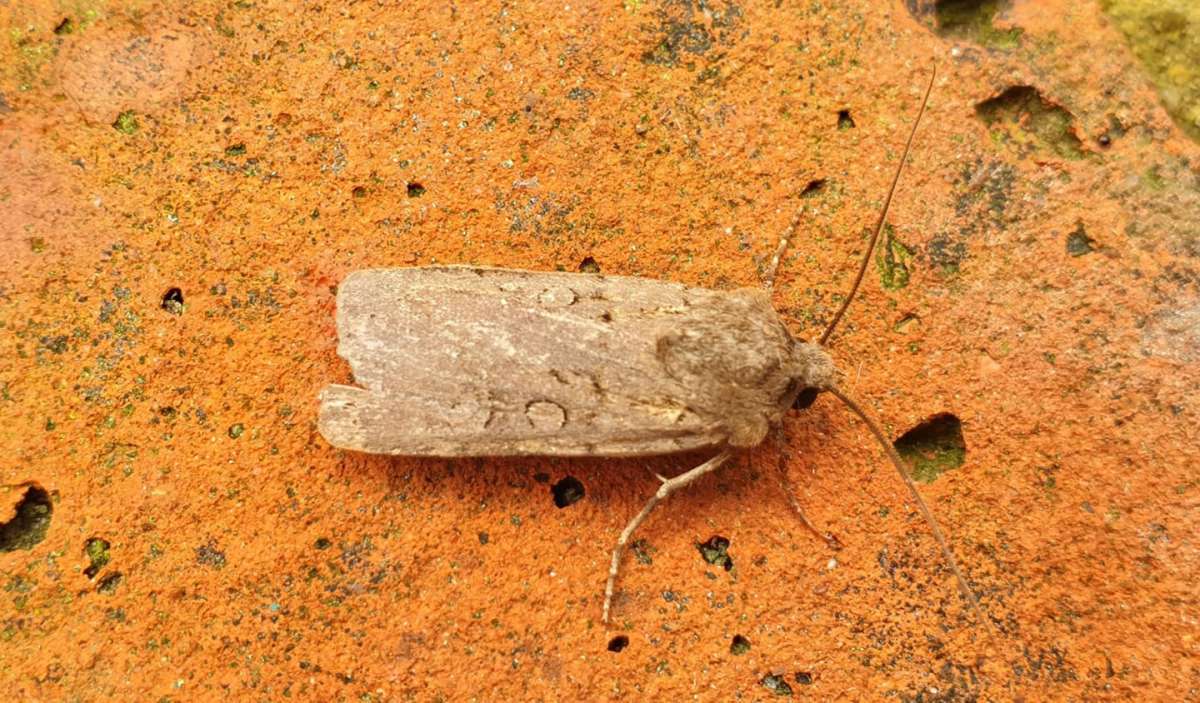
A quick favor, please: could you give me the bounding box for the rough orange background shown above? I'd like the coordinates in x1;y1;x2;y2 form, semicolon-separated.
2;1;1197;700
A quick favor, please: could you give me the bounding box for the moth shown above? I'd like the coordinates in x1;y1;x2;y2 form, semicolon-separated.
319;68;986;627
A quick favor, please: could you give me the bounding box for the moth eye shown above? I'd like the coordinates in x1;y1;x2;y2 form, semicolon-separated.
792;387;819;410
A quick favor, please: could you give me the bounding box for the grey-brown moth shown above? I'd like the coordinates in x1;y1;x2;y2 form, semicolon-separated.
318;68;988;629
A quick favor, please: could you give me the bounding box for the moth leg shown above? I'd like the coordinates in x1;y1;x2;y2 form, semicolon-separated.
762;208;806;291
603;450;733;624
774;431;842;550
777;471;843;551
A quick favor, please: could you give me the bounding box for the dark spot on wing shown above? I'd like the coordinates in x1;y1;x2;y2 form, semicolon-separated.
526;400;566;430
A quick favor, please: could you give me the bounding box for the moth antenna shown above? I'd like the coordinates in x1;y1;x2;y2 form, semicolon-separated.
823;385;991;627
818;65;936;347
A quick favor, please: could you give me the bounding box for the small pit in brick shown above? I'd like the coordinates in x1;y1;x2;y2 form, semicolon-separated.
0;484;53;552
975;85;1083;160
761;674;793;696
406;182;426;198
161;287;184;314
894;413;966;483
607;635;629;652
551;476;585;508
1066;223;1096;257
578;256;600;274
801;179;826;197
730;634;751;655
795;671;813;685
837;109;855;130
698;535;733;571
97;572;123;594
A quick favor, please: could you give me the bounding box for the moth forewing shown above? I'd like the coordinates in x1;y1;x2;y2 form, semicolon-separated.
317;266;830;457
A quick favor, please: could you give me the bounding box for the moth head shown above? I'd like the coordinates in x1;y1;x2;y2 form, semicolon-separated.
787;340;836;410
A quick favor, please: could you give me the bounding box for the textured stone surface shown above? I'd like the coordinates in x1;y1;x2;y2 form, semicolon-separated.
2;0;1197;699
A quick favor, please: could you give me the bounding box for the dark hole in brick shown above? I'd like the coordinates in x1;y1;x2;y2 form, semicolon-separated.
224;143;246;157
161;287;184;314
730;634;751;655
894;413;966;483
1066;224;1096;257
1097;133;1111;147
54;17;74;35
352;185;368;198
795;671;814;685
0;484;53;552
792;387;819;410
607;635;629;653
551;476;585;508
697;535;733;571
407;182;426;198
578;256;601;274
97;571;123;594
837;109;855;129
84;537;112;579
761;674;793;696
801;179;826;197
314;537;332;550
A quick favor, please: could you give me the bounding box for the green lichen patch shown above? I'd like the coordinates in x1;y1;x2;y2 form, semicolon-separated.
1101;1;1200;141
112;110;139;135
876;229;912;290
84;537;111;578
696;535;733;571
934;0;1022;48
640;0;744;68
976;86;1084;160
0;485;53;552
894;414;967;483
